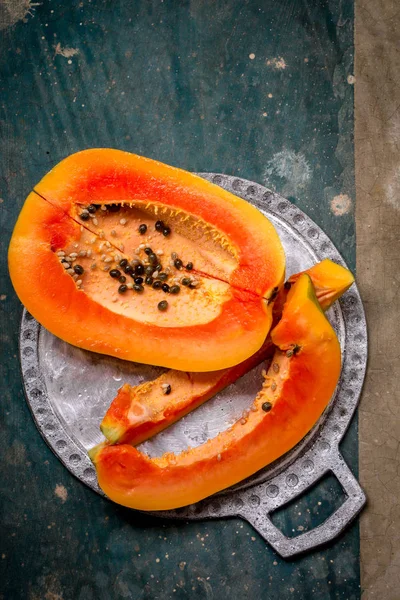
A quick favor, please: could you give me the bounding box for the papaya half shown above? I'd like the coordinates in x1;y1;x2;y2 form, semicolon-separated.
8;149;285;372
90;274;342;510
100;259;353;446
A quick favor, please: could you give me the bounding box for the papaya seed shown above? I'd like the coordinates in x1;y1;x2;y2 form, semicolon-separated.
174;258;183;270
74;265;84;275
286;344;301;358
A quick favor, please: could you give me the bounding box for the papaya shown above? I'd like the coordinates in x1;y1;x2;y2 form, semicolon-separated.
100;259;353;446
90;274;342;510
8;149;285;372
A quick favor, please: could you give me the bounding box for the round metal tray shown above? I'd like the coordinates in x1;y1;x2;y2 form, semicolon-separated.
19;174;367;558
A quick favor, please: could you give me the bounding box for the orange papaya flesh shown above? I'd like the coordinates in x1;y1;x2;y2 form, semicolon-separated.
9;149;285;372
100;259;353;446
288;258;354;308
271;258;354;320
90;274;342;510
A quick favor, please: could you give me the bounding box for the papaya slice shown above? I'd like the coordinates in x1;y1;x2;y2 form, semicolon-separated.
90;274;342;510
100;259;353;446
8;149;285;372
101;339;275;445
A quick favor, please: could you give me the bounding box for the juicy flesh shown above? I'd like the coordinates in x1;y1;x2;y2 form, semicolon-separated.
60;203;238;327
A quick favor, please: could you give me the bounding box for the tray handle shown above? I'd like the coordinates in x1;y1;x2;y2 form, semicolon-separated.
241;452;366;558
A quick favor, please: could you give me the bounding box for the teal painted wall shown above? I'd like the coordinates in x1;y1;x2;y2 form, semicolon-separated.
0;1;359;598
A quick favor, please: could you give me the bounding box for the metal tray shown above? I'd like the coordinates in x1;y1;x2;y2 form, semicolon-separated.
19;174;367;558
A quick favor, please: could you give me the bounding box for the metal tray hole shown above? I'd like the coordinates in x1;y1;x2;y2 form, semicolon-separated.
270;473;346;539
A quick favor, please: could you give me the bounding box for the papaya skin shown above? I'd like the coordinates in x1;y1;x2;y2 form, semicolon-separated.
90;274;342;511
9;149;285;372
101;259;353;446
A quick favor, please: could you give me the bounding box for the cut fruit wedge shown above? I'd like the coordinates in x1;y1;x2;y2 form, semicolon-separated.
90;274;342;511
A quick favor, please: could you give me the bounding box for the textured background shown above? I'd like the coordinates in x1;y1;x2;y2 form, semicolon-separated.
355;1;400;598
0;1;361;598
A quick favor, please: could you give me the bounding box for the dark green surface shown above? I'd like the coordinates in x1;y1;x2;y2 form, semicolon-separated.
0;1;359;598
